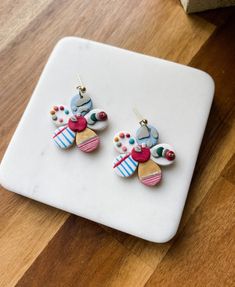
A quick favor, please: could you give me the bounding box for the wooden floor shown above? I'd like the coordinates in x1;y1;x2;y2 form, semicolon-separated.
0;0;235;286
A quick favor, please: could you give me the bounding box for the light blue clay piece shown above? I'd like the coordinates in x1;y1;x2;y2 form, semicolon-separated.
136;124;159;148
70;92;93;116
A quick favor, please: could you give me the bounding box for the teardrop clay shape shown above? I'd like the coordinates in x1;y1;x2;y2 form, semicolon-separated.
113;154;138;177
53;125;75;149
76;128;100;153
138;159;162;186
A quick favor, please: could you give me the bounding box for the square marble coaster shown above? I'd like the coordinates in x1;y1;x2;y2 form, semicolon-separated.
0;37;214;243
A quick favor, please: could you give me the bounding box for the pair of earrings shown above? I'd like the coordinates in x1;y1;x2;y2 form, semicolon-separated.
49;77;176;187
50;76;108;152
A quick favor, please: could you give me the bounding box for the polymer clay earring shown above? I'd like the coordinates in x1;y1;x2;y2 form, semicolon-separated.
112;112;175;186
50;76;108;152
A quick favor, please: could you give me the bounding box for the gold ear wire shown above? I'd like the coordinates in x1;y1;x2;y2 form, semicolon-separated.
133;108;148;126
76;74;87;95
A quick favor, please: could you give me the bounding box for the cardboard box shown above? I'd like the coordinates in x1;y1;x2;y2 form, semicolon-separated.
180;0;235;13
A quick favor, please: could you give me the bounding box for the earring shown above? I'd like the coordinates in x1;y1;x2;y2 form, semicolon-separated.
50;75;108;152
112;110;175;186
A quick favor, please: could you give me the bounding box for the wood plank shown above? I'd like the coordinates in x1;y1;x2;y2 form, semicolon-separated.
106;0;215;64
199;6;235;26
0;189;68;287
222;153;235;184
0;0;53;52
16;216;153;287
145;177;235;287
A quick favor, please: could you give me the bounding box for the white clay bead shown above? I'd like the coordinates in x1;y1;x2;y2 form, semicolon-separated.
50;105;71;127
53;125;75;149
151;143;176;166
85;109;108;131
113;154;138;177
113;131;137;154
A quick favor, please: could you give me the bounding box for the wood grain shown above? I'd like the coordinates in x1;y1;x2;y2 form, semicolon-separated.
0;190;68;287
0;0;234;286
0;0;52;51
16;216;153;287
145;177;235;287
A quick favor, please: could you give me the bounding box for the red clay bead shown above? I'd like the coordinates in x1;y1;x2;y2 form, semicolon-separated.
53;106;59;111
119;132;125;138
98;111;107;121
131;146;151;163
60;106;64;110
68;116;87;132
166;150;175;161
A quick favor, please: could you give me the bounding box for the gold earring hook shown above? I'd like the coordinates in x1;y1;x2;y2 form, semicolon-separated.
76;74;87;94
133;108;148;126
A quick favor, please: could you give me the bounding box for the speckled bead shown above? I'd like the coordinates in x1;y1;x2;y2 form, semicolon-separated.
70;92;93;116
136;124;159;148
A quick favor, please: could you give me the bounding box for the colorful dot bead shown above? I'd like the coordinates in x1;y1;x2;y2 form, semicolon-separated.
129;138;135;145
116;142;122;147
50;105;71;127
113;131;137;154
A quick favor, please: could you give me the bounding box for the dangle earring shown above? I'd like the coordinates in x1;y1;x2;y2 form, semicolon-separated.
50;75;108;152
112;109;175;186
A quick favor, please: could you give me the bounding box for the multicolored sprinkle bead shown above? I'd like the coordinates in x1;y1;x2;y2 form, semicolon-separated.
113;131;137;154
50;105;71;127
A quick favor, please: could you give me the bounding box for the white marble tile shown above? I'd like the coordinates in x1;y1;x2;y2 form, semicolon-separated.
0;37;214;243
